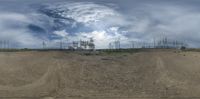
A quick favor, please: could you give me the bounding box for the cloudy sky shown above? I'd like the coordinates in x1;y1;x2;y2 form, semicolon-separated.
0;0;200;48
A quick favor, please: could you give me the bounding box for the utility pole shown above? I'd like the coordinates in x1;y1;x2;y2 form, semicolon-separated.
42;41;46;49
3;40;6;49
0;40;2;49
109;43;112;49
114;37;121;49
60;40;63;49
153;38;156;48
118;37;121;49
7;40;9;49
130;41;134;49
64;36;68;49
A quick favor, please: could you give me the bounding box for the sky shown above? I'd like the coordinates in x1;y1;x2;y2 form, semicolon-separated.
0;0;200;48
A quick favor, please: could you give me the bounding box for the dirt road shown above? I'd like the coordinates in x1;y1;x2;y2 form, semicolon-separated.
0;50;199;99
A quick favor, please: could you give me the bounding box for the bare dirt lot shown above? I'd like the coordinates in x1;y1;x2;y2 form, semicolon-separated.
0;50;200;99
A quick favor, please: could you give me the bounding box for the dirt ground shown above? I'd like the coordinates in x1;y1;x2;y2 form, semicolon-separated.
0;50;200;99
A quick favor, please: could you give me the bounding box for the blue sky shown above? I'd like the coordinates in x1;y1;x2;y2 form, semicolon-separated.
0;0;200;48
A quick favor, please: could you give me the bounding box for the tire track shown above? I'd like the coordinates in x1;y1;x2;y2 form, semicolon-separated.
155;55;184;97
0;60;61;98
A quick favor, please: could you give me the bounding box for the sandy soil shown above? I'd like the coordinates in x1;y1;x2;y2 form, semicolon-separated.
0;50;200;99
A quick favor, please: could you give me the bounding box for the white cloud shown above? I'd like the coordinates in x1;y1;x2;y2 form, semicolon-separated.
51;2;118;24
42;2;130;49
126;5;200;47
78;30;127;49
0;12;43;48
0;13;31;23
53;30;68;37
43;2;128;28
1;1;200;48
52;27;128;49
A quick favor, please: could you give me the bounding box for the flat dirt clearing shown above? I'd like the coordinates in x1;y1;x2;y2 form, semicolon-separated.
0;50;200;99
